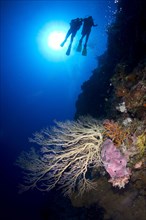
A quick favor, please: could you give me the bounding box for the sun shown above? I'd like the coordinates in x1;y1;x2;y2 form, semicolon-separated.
37;21;69;61
47;31;65;50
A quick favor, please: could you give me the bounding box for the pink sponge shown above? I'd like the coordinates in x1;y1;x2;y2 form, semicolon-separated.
101;139;131;188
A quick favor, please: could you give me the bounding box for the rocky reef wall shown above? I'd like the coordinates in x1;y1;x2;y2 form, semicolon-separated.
75;0;146;119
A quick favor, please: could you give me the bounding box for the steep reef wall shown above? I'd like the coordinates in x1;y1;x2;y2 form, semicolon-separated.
75;0;146;119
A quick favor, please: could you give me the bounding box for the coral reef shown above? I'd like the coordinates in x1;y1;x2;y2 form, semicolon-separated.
16;115;145;196
111;62;146;121
71;1;146;218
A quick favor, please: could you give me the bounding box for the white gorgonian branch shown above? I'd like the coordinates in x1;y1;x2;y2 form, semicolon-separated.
16;116;104;196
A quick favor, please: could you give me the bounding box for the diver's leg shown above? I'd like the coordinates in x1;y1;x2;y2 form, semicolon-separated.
84;32;90;48
76;34;85;52
65;29;72;40
82;33;90;56
79;34;84;44
66;31;77;55
60;29;71;47
70;31;76;44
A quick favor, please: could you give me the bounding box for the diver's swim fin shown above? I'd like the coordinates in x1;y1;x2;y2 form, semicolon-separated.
76;42;82;52
66;49;70;56
60;40;66;47
66;44;71;56
82;46;87;56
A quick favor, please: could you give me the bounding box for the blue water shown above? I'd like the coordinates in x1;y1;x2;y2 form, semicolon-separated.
0;1;116;219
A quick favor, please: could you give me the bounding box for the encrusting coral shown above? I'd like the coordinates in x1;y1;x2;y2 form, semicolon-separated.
103;119;129;147
136;132;146;156
111;62;146;120
16;116;104;197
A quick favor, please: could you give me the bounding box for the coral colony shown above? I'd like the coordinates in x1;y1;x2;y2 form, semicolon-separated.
16;114;145;197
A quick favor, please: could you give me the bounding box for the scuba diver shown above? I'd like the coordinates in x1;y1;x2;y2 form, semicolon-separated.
76;16;98;56
60;18;83;55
